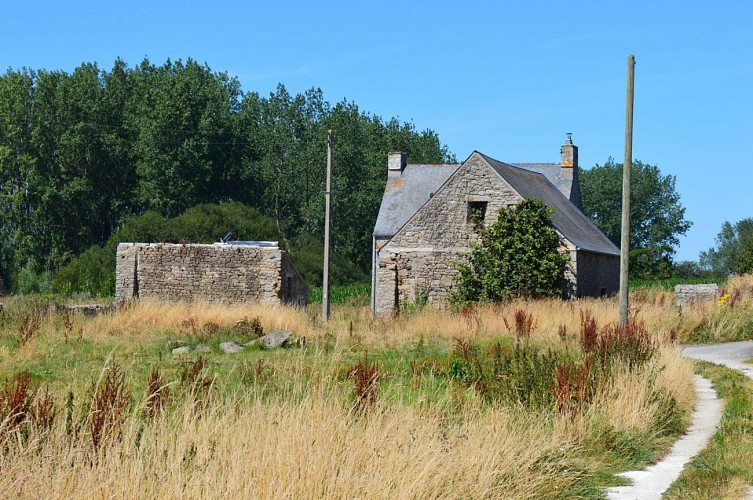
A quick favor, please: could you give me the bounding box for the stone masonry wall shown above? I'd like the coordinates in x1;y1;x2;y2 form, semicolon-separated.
574;251;620;298
375;153;523;315
374;153;607;315
116;243;308;305
674;284;720;308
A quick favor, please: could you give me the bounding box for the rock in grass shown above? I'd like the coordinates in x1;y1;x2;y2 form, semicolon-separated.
220;341;244;354
172;346;192;355
245;330;292;349
196;345;212;353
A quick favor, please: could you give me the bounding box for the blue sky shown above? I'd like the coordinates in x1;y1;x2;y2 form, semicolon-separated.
2;0;752;261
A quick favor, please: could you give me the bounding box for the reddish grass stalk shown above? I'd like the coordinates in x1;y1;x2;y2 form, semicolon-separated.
350;353;380;412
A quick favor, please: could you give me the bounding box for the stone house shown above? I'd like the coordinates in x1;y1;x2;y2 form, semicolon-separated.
116;241;308;306
371;135;620;315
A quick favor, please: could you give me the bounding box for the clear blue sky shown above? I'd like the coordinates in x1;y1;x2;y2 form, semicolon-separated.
2;0;752;261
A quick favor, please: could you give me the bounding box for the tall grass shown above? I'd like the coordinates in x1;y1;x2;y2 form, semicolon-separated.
0;343;692;499
2;275;749;497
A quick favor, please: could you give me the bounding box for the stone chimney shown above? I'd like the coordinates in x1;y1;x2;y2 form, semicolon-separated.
560;133;582;210
560;132;578;169
388;152;407;179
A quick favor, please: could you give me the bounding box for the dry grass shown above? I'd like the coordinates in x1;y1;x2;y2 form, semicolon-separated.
599;347;695;432
0;393;582;498
0;338;694;499
1;276;745;498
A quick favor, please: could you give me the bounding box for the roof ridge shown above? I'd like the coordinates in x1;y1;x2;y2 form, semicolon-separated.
511;162;559;166
406;163;461;167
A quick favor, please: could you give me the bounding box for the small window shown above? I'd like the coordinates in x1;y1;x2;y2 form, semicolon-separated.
467;201;488;230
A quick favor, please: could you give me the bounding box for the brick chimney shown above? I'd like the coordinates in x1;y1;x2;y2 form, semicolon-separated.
388;152;407;179
559;133;582;210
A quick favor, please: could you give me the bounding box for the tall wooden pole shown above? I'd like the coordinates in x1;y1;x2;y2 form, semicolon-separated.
322;130;333;323
619;55;636;327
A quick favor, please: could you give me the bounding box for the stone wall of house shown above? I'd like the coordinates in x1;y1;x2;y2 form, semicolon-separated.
373;153;610;315
375;153;523;315
116;243;308;305
573;250;620;297
375;249;460;314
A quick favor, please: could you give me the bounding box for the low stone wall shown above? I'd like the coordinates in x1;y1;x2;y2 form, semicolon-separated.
675;284;720;308
116;243;308;305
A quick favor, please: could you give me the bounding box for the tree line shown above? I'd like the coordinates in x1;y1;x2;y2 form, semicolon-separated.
2;56;741;296
0;58;453;292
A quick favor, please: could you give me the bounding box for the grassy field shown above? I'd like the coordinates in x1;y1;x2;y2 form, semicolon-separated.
0;275;751;498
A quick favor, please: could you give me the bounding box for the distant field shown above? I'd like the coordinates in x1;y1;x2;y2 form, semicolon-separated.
630;276;727;291
309;277;730;304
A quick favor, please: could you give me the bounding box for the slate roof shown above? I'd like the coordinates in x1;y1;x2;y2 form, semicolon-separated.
374;152;618;257
510;163;573;199
479;153;619;256
373;164;459;237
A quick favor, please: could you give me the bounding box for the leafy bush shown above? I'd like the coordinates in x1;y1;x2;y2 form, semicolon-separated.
14;261;53;295
450;199;568;306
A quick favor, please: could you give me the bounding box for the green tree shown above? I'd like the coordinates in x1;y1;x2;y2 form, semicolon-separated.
130;58;243;216
0;58;453;291
737;237;753;275
580;158;691;277
700;218;753;275
450;199;568;306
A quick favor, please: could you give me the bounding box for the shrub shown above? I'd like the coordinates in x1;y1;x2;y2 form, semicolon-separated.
450;199;568;307
14;261;53;295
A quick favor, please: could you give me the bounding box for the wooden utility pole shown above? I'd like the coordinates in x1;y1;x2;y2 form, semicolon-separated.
322;130;333;323
619;55;636;327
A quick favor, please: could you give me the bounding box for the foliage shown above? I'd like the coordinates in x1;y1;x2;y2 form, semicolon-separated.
450;199;568;306
0;59;453;291
308;283;370;305
737;237;753;275
700;218;753;275
14;261;53;295
580;158;691;277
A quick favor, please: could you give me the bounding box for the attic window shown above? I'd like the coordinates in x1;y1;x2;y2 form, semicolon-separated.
467;201;488;230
